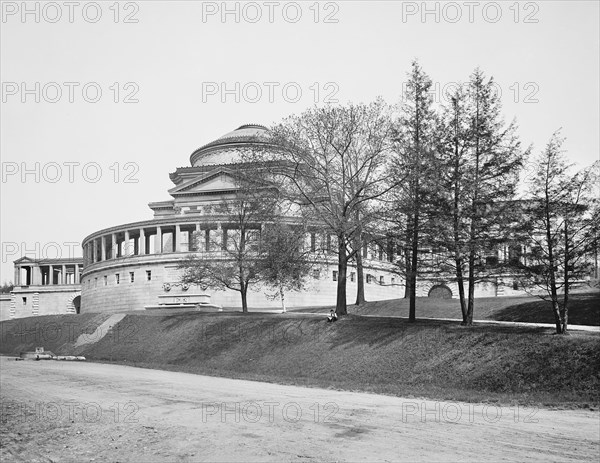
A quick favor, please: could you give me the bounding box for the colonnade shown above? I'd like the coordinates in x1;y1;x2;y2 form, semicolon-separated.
14;262;82;286
83;222;224;266
83;221;399;267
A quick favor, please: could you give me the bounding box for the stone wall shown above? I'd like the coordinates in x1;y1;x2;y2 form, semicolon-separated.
0;295;11;321
5;286;81;321
80;254;402;313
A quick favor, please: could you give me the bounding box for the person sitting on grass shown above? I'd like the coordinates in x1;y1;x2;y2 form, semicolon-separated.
327;309;338;322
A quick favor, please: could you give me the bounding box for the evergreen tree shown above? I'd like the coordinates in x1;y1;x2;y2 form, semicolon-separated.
518;131;598;334
391;60;438;322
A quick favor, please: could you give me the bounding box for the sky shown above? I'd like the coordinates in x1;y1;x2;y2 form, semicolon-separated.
1;0;599;282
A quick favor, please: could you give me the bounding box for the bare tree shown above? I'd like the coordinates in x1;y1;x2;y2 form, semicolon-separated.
178;170;278;312
259;100;397;315
258;222;313;312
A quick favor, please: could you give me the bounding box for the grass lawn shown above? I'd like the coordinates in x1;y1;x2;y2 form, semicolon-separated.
292;291;600;326
1;312;598;408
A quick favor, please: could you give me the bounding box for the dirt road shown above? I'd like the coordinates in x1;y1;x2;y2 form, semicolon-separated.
1;356;598;462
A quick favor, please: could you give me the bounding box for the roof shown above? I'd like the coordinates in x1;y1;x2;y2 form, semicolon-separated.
14;256;83;265
189;124;272;166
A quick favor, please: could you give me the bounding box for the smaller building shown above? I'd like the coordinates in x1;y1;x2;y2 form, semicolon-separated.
2;257;83;321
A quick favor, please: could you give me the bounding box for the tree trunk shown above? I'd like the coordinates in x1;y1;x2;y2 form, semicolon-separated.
404;215;412;299
280;286;286;313
453;177;467;323
451;108;467;324
355;212;366;306
336;236;348;315
465;196;478;326
409;106;421;322
551;296;562;334
542;172;563;334
404;247;411;298
241;286;248;313
561;215;570;334
355;247;366;305
465;91;482;327
465;199;477;326
561;295;569;334
409;206;419;323
466;248;476;325
455;259;467;324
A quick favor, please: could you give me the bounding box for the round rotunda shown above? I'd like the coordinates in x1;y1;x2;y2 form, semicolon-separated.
80;125;401;313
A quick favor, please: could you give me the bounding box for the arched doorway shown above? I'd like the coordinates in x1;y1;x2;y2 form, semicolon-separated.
72;295;81;314
428;285;452;299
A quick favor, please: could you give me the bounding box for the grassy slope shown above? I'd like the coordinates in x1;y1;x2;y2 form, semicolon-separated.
293;292;600;326
2;312;598;407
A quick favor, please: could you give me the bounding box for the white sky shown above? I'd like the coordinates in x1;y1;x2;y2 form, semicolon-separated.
1;0;599;282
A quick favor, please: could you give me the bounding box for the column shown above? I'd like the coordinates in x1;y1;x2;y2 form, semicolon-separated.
33;265;41;285
216;223;223;250
14;266;19;286
175;224;181;252
92;239;97;264
101;236;106;261
194;223;201;252
49;265;54;285
75;264;80;285
124;230;130;256
61;265;66;284
111;233;117;259
155;226;162;254
139;228;146;255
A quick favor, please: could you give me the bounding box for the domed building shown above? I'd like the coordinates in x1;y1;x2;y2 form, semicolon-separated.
80;125;402;313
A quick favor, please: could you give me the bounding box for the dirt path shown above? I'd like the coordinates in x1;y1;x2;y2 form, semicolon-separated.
1;356;598;462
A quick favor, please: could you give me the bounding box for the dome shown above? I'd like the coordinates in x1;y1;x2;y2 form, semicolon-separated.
190;124;271;167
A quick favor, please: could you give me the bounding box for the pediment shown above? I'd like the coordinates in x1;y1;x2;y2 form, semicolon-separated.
168;168;242;196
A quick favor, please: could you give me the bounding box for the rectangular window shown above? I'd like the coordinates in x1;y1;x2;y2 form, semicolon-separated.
379;276;384;285
22;297;27;305
104;275;108;286
366;274;372;284
350;272;355;282
130;272;135;283
146;270;152;281
332;271;338;281
115;274;120;284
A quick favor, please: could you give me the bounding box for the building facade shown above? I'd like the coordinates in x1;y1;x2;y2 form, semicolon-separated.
80;125;402;313
2;257;83;320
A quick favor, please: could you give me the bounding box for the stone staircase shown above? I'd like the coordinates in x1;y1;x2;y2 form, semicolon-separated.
31;293;39;315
